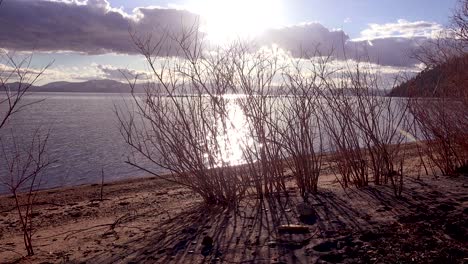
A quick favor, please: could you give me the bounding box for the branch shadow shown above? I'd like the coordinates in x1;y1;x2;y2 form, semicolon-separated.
80;186;398;263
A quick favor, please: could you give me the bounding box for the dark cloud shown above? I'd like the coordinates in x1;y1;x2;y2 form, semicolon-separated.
0;0;199;55
258;23;350;58
258;23;426;67
0;0;444;67
345;37;423;67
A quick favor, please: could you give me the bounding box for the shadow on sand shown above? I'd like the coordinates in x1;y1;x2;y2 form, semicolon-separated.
83;178;468;263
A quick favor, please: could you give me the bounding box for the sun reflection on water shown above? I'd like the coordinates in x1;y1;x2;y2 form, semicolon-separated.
205;95;252;168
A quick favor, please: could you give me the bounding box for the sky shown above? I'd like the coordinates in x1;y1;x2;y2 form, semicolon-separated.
0;0;460;85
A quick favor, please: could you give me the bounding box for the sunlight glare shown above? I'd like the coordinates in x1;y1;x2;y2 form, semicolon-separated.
190;0;284;43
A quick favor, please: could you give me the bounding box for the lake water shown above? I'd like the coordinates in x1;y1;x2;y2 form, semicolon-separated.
0;92;413;194
0;93;158;193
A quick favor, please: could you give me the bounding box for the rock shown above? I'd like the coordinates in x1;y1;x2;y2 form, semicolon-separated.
359;231;383;242
436;203;456;212
296;203;317;224
313;241;337;252
337;241;345;250
201;236;214;255
31;212;41;217
320;253;344;263
69;211;82;218
202;236;213;247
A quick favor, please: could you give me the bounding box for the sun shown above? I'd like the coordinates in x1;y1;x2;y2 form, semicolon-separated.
189;0;284;43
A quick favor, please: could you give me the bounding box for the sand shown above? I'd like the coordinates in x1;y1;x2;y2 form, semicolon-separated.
0;163;467;263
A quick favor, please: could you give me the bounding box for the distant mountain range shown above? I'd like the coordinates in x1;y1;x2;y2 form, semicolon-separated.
3;79;391;96
5;79;146;93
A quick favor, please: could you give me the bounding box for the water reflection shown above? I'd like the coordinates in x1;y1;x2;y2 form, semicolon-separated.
204;95;252;168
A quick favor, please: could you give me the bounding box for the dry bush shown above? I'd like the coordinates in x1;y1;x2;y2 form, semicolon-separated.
406;0;468;176
119;27;420;202
228;44;288;198
408;98;468;175
451;0;468;43
278;55;327;197
0;53;52;255
117;30;250;206
318;60;410;196
318;72;371;188
0;54;50;129
0;131;52;255
344;68;409;187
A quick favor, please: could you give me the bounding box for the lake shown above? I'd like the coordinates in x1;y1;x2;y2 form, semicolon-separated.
0;92;414;194
0;92;158;193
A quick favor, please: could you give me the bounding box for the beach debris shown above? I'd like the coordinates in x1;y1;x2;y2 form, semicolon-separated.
277;224;310;234
266;240;277;247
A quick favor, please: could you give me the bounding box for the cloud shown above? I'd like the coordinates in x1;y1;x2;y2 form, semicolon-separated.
0;1;449;68
0;0;200;55
96;64;149;80
345;20;452;67
258;23;349;58
357;19;444;40
256;21;441;67
345;37;424;67
0;63;150;84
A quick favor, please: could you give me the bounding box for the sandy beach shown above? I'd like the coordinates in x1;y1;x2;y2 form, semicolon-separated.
1;158;467;263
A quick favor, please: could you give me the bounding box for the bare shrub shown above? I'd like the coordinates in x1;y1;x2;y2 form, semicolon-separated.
405;0;468;176
0;53;51;129
319;60;410;195
278;55;327;197
0;130;52;255
451;0;468;43
319;70;371;188
345;70;409;187
117;29;250;206
0;53;52;255
408;98;468;175
229;44;288;198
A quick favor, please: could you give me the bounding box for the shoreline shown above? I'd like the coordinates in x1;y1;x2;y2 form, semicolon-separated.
0;174;163;198
1;142;467;263
0;141;426;198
